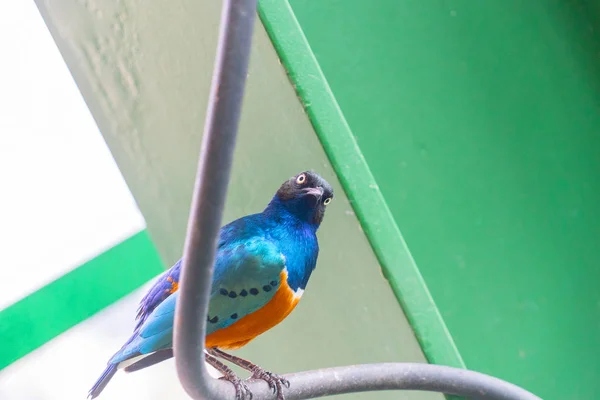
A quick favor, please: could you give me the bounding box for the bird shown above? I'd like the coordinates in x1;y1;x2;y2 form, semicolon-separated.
88;171;334;400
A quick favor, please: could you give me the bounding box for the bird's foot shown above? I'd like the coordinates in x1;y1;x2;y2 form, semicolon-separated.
249;367;290;400
219;374;253;400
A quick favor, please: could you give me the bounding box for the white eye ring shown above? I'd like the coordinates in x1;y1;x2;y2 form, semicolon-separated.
323;197;332;205
296;174;307;184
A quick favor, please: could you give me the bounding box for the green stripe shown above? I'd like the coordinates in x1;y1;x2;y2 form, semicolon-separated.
0;230;164;370
257;0;465;369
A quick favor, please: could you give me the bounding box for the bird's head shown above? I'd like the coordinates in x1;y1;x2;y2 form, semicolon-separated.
267;171;334;227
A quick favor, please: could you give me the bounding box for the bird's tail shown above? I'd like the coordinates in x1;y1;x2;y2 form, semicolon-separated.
87;363;118;399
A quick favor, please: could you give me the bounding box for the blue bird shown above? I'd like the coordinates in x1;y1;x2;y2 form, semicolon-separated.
88;171;334;400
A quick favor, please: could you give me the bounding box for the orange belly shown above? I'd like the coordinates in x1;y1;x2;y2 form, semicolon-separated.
205;270;301;350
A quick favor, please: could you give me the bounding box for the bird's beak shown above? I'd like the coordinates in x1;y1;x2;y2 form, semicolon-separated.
303;186;324;199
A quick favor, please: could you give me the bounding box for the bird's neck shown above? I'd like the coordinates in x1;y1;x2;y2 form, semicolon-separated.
263;196;319;291
264;196;320;232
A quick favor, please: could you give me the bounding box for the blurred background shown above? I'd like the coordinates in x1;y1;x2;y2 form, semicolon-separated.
2;1;600;400
0;2;163;398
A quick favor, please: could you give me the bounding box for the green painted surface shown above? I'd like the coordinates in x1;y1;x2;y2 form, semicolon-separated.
35;1;442;399
287;0;600;399
0;230;164;370
257;0;463;372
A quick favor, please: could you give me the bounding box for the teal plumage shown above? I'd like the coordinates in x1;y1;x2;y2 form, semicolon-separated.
88;171;334;399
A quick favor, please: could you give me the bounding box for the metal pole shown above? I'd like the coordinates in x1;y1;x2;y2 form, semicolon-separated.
173;0;257;399
173;1;542;399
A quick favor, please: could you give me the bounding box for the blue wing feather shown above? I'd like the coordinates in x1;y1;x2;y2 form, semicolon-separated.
132;212;263;330
109;214;286;365
134;260;182;330
206;237;285;332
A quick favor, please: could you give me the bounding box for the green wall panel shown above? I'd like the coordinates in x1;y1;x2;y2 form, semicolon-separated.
286;0;600;399
0;230;163;370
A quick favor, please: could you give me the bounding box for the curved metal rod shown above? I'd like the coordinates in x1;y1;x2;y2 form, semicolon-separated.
216;363;542;400
174;1;542;400
173;0;257;398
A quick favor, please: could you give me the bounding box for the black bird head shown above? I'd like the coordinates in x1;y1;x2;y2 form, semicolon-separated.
268;171;334;226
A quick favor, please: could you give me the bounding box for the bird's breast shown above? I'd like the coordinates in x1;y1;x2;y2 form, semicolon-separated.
205;269;302;350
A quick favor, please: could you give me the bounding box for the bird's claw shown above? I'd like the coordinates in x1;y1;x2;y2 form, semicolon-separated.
250;368;290;400
219;375;253;400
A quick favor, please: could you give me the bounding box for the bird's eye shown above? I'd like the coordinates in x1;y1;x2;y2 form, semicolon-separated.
296;174;307;185
323;197;332;205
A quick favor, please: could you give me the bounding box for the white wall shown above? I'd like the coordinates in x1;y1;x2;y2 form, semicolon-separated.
0;0;145;310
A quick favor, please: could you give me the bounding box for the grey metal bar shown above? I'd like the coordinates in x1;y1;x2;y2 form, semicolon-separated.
173;0;543;399
236;364;542;400
173;0;257;399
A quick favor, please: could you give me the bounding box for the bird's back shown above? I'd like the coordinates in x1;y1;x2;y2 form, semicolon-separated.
109;211;318;363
